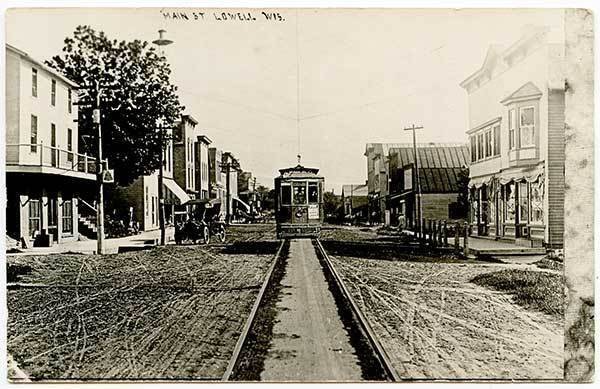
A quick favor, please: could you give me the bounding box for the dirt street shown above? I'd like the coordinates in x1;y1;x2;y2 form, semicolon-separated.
332;255;564;380
259;239;363;381
7;225;278;380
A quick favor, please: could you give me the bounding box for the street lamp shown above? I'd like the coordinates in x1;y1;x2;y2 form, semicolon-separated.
153;29;173;246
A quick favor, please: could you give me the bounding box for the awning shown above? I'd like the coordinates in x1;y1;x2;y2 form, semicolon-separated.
470;164;544;188
163;178;191;205
233;197;251;213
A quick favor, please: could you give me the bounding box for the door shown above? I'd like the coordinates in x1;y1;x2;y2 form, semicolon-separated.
47;196;58;241
51;124;57;167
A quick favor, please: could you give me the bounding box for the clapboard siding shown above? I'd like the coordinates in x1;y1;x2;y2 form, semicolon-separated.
547;89;565;248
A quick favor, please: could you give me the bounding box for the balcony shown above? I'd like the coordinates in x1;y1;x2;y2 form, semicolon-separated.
6;143;100;180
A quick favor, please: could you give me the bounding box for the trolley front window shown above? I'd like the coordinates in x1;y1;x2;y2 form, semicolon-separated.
293;182;307;205
308;182;319;203
281;184;292;205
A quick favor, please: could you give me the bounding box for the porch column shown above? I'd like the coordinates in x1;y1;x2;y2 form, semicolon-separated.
56;191;63;244
19;193;29;242
41;188;49;234
72;196;79;238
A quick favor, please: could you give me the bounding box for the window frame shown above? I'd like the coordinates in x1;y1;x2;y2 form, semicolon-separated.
67;128;74;163
30;115;38;153
62;199;74;234
51;79;57;106
28;199;41;238
519;106;536;148
32;68;38;97
493;125;500;156
508;108;516;150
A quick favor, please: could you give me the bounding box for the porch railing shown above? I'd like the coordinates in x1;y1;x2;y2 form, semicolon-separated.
6;143;101;175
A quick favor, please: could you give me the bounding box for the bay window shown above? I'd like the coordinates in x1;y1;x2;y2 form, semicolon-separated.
470;136;477;162
477;133;484;160
519;107;535;147
484;130;492;158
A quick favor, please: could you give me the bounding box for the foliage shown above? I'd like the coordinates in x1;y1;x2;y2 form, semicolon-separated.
47;25;184;186
323;191;342;222
455;167;470;219
471;269;563;317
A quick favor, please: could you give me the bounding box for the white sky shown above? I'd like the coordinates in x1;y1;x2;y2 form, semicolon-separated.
6;8;564;192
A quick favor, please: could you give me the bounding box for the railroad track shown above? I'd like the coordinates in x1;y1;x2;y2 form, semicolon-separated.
222;238;399;382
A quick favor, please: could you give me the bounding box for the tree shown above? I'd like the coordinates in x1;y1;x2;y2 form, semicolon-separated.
455;166;470;219
47;25;184;186
323;191;342;222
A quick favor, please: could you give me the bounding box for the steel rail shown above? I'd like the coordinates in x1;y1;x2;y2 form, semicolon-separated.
314;238;401;382
221;239;286;381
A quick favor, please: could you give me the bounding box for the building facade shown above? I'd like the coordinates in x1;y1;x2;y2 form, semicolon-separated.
5;44;98;246
113;124;190;231
364;143;405;225
460;26;565;248
341;184;369;223
387;144;469;229
194;135;212;200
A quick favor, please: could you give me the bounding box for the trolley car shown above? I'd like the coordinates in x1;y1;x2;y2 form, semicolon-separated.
274;163;324;239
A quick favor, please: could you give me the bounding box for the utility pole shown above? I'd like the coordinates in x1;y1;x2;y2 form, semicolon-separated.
92;80;106;255
350;184;354;221
252;177;257;216
157;119;166;246
220;160;234;225
404;124;424;238
153;29;173;246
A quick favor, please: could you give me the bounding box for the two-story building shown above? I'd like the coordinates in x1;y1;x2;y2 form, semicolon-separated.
364;143;406;225
460;25;565;249
194;135;212;200
387;143;469;229
341;183;369;224
5;44;99;246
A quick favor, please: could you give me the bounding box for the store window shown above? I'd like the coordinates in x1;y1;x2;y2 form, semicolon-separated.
519;181;529;222
488;187;496;224
530;179;544;224
505;183;516;222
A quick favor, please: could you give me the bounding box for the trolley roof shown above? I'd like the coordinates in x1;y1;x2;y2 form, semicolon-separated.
277;164;323;179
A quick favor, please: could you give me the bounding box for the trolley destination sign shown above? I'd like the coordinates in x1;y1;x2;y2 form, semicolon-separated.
4;6;589;385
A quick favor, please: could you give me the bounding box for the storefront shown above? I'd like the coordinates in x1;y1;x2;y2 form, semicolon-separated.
470;164;545;247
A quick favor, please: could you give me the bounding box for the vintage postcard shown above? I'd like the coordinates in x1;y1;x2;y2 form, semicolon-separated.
2;5;594;383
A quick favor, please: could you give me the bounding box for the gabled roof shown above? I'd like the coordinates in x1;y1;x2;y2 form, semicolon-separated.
390;144;470;169
459;44;505;89
500;81;543;105
460;25;551;91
